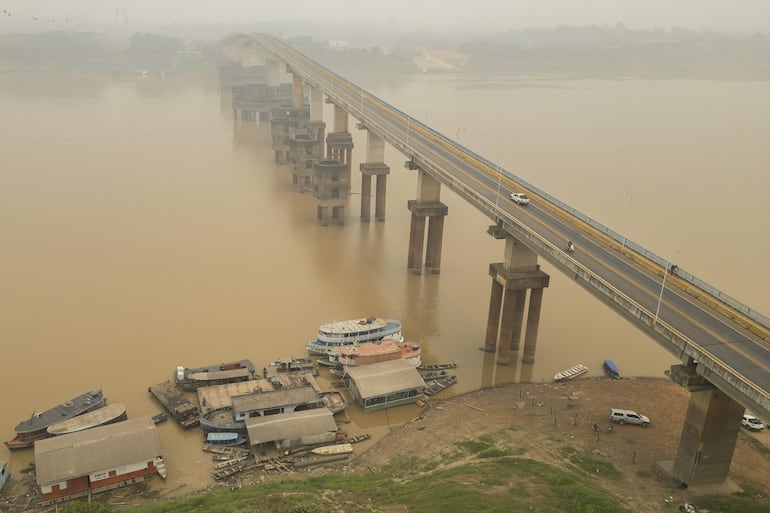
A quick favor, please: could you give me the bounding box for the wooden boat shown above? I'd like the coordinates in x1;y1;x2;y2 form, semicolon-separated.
213;454;250;469
203;444;250;456
199;407;246;433
424;375;457;395
154;457;167;479
206;432;247;446
553;364;588;382
320;391;348;414
420;369;450;381
5;390;106;449
0;461;8;492
263;358;318;377
417;362;457;371
151;412;168;424
330;340;421;377
175;359;256;391
343;433;370;444
602;360;621;380
305;316;403;356
310;443;354;456
47;403;127;436
213;462;248;480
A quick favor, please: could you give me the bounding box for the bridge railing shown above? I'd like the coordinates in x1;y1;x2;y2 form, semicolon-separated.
256;34;769;332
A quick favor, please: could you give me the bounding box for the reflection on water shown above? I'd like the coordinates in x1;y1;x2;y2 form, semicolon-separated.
0;71;767;495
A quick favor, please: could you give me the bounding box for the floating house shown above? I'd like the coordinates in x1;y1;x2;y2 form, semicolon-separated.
245;408;339;452
344;359;426;412
34;416;164;506
231;386;323;420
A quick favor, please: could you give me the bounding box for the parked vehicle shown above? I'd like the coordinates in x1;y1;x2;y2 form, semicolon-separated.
609;408;650;427
741;414;764;431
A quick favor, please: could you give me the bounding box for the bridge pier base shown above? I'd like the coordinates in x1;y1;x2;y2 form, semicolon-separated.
407;201;448;274
484;227;550;365
656;363;745;487
358;127;390;223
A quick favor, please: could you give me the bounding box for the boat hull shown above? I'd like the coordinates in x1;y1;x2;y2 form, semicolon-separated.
553;364;589;382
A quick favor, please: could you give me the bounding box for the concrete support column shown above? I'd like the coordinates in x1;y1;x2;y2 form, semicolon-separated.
425;215;445;274
292;73;303;108
334;104;348;132
484;280;504;352
522;287;544;363
360;175;372;222
509;289;527;350
669;384;744;485
375;175;387;221
407;213;427;273
310;87;323;121
266;59;280;87
497;288;520;365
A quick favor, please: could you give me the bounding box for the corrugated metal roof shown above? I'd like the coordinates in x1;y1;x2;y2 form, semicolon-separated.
345;359;426;397
245;409;337;444
35;416;161;485
232;386;320;414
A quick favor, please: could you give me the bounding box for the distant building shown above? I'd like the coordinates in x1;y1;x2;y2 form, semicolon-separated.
245;408;340;453
344;359;426;412
35;416;164;505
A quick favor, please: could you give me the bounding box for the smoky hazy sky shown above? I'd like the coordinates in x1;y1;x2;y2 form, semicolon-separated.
1;0;768;33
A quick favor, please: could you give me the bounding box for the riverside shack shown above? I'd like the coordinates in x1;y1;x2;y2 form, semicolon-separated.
245;408;339;453
35;416;164;505
344;359;426;412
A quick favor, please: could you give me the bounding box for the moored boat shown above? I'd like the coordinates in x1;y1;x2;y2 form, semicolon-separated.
417;362;457;371
310;443;353;456
151;412;168;424
263;358;318;377
419;370;450;381
305;316;403;356
47;402;127;436
5;390;106;450
424;375;458;396
0;461;9;492
206;432;247;446
553;364;588;382
199;407;246;433
148;381;200;429
320;391;348;414
329;340;421;377
343;433;370;444
175;359;256;391
602;360;621;380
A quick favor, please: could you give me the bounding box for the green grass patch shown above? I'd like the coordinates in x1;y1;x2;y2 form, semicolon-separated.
559;447;623;481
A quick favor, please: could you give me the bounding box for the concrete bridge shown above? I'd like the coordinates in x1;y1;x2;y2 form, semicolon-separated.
220;33;769;487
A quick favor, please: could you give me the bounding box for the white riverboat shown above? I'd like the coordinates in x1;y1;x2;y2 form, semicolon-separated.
305;316;402;356
553;364;588;382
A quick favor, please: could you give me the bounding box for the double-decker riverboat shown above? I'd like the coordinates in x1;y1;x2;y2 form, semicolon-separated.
305;316;402;356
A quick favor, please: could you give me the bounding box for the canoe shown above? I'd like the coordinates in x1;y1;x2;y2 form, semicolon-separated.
424;375;457;395
206;432;247;446
417;362;457;371
602;360;621;380
310;443;353;456
553;364;588;382
420;370;450;381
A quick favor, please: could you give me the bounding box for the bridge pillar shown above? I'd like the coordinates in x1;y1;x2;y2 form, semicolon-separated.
312;159;349;226
291;72;303;108
270;105;309;165
657;363;745;486
266;59;280;87
358;128;389;223
406;170;447;274
483;227;550;365
327;104;353;178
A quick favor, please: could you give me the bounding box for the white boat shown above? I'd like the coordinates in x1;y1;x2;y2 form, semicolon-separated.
305;316;402;356
310;443;353;456
46;403;127;436
329;340;421;377
0;461;9;492
553;364;588;382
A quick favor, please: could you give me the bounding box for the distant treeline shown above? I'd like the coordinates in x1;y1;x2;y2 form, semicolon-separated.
292;25;770;80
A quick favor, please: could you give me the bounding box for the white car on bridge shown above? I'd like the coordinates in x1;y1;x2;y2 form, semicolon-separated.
510;192;530;205
742;414;764;431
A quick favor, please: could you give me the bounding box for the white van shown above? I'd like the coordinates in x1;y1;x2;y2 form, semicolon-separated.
610;408;650;427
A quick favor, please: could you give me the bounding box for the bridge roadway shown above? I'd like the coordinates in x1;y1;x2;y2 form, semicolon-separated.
252;34;770;421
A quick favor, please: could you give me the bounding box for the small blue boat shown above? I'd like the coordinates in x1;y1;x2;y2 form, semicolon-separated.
602;360;621;380
0;461;9;492
206;432;247;446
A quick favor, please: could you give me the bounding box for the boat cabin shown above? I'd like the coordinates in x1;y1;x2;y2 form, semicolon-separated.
344;359;426;412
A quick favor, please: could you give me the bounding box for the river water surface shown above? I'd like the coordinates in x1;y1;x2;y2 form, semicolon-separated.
0;69;767;495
